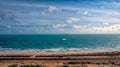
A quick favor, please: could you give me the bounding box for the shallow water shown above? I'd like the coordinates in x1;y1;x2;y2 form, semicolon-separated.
0;34;120;53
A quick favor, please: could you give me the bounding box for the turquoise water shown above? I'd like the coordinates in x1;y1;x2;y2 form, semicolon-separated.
0;34;120;53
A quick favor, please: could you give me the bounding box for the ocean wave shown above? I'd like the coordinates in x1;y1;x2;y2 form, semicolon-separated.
0;46;120;53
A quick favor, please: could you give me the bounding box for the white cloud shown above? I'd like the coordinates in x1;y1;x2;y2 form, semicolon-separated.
80;17;120;23
6;25;12;29
91;24;120;33
52;24;67;31
77;11;89;15
41;6;61;16
73;25;82;29
73;25;82;32
103;22;109;25
62;6;120;17
72;24;120;34
66;17;80;23
52;24;67;29
48;6;61;13
88;9;120;16
83;11;89;15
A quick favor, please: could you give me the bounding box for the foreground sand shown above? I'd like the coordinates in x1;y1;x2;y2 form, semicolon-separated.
0;51;120;67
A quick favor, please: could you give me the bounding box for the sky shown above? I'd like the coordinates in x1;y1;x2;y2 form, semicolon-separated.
0;0;120;34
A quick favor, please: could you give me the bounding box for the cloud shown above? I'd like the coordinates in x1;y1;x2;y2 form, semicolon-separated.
52;24;67;29
48;6;61;13
0;11;15;20
0;25;12;29
41;6;61;16
52;24;67;31
0;0;120;34
62;5;120;17
0;11;20;26
72;24;120;34
72;24;91;33
1;1;48;8
66;17;80;23
111;1;120;7
6;25;12;29
100;6;105;9
73;25;82;29
77;11;89;15
41;10;48;16
103;22;109;25
80;17;120;23
92;24;120;32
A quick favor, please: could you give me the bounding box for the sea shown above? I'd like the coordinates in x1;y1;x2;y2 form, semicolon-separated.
0;34;120;53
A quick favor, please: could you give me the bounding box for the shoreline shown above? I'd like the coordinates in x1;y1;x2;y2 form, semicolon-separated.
0;50;120;56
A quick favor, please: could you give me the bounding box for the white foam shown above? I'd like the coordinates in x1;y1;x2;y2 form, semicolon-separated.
0;46;120;53
62;38;67;41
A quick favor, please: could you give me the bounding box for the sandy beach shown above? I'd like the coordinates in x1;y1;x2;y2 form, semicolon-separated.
0;51;120;67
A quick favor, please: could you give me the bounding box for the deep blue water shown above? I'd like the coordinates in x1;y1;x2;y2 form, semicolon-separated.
0;34;120;53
